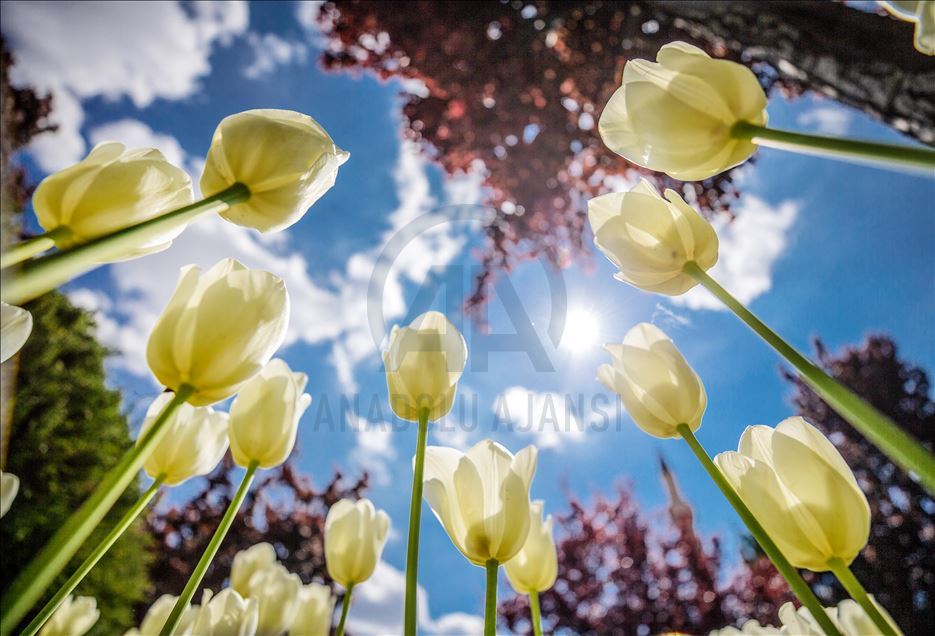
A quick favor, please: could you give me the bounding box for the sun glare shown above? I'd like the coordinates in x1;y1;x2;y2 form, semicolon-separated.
561;308;601;352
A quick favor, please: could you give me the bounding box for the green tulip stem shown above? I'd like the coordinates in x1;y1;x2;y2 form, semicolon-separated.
0;183;250;306
335;583;354;636
159;460;259;636
403;408;431;636
676;424;843;636
529;591;544;636
484;560;499;636
0;386;193;636
21;475;166;636
683;261;935;494
731;121;935;172
828;558;899;636
0;227;71;270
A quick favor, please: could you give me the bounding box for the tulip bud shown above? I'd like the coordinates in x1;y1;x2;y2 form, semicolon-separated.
599;41;768;181
588;179;718;296
38;595;99;636
139;394;229;486
33;142;193;259
146;258;289;406
124;594;199;636
598;323;706;438
714;417;871;571
228;359;310;469
200;109;349;233
290;583;335;636
324;498;390;587
1;471;19;518
423;439;537;565
383;311;467;422
189;589;259;636
230;543;278;597
246;563;302;636
504;500;558;594
1;302;32;364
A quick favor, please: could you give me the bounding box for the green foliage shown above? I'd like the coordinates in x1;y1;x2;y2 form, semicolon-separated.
0;291;152;635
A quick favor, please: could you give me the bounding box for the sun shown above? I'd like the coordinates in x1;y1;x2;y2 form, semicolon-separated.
561;308;601;352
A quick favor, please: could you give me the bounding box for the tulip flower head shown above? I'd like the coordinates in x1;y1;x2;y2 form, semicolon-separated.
139;393;229;486
779;598;903;636
201;109;350;233
588;179;718;296
189;589;259;636
228;359;311;469
146;258;289;406
599;41;768;181
230;543;278;597
33;142;193;259
423;439;537;566
0;471;19;518
383;311;467;422
290;583;335;636
246;563;302;636
714;417;871;571
324;498;390;587
38;595;99;636
598;323;707;438
504;500;558;594
125;594;199;636
879;1;935;55
1;302;32;364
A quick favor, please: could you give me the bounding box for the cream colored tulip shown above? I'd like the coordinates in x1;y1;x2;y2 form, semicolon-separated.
1;302;32;363
146;258;289;406
598;323;706;438
779;598;902;636
124;594;199;636
1;471;19;518
383;311;467;422
200;109;349;233
246;563;302;636
38;595;99;636
139;393;229;486
879;1;935;55
324;498;390;587
290;583;335;636
230;543;278;596
588;179;718;296
714;417;871;571
423;439;537;566
189;589;259;636
228;359;310;469
504;500;558;594
599;41;768;180
33;142;193;259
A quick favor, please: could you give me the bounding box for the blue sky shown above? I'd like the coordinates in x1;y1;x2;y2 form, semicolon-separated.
3;1;933;632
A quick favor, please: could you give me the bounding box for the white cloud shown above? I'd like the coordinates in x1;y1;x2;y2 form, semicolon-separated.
796;106;853;136
1;0;248;170
673;196;800;311
347;414;396;487
349;561;483;636
493;386;585;450
243;32;308;79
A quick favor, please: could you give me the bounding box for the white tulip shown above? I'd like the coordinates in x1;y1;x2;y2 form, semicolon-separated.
230;542;278;597
38;595;99;636
290;583;335;636
188;589;259;636
1;471;19;518
423;439;537;565
140;393;229;486
324;498;390;587
228;359;311;469
246;563;302;636
1;302;32;363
